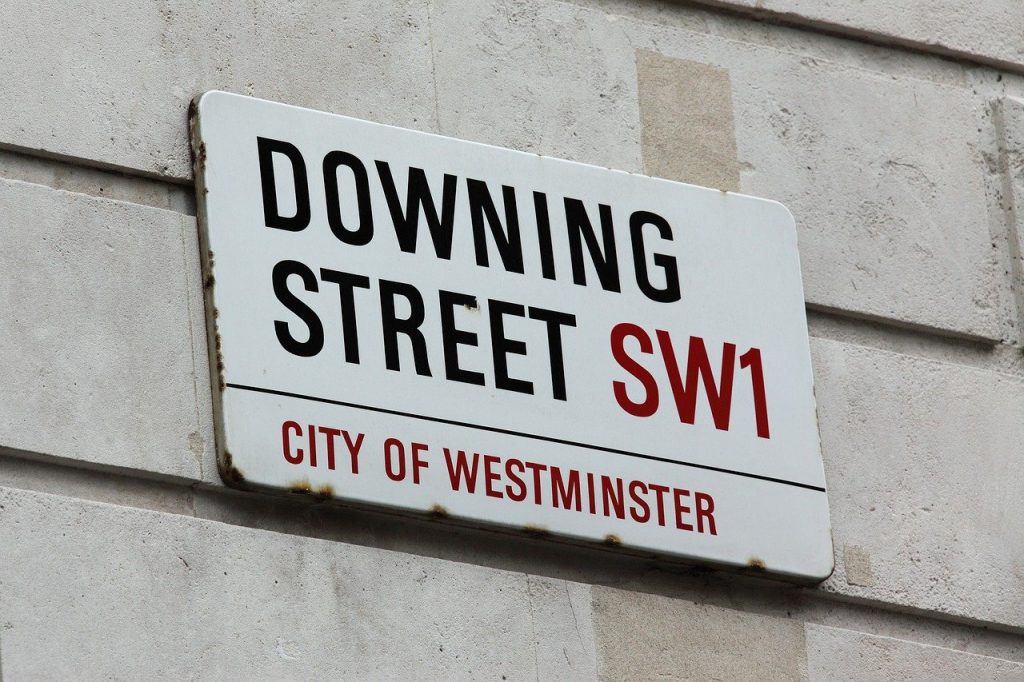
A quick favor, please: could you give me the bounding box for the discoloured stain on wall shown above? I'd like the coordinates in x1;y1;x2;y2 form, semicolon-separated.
843;544;874;587
592;586;807;680
636;49;741;191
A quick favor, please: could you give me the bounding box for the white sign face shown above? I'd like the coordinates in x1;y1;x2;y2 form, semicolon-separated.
192;91;833;581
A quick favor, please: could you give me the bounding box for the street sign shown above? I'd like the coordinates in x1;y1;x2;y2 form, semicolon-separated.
191;91;833;581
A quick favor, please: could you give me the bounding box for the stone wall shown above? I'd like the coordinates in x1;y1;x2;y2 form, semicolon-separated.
2;0;1022;678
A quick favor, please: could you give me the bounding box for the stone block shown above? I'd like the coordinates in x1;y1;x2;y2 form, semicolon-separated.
429;0;643;173
705;0;1024;71
811;337;1024;628
994;96;1024;336
806;624;1024;680
727;43;1009;341
0;178;212;481
0;486;596;680
0;0;437;180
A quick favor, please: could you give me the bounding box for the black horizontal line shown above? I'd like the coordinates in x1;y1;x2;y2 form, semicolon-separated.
225;382;827;493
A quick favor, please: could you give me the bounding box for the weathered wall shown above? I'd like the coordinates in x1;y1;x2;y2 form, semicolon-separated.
2;0;1023;679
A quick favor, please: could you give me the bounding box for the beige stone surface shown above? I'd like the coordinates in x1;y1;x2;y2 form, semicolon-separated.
701;0;1024;70
429;0;644;173
0;148;194;214
811;337;1024;628
592;586;807;681
995;96;1024;337
1;4;1023;674
0;486;597;680
530;576;599;680
0;0;437;180
636;49;740;191
806;624;1024;681
0;178;213;481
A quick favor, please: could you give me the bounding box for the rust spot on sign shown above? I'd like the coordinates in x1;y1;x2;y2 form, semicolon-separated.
288;480;313;494
429;504;449;517
213;328;226;390
187;99;202;170
204;252;216;289
523;524;550;537
746;557;767;571
313;484;335;500
603;534;622;546
463;297;480;312
220;450;247;488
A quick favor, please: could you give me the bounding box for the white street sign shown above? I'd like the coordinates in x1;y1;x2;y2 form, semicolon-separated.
191;91;833;581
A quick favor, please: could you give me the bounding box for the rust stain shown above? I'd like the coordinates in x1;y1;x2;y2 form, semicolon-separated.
288;480;313;495
523;524;550;537
187;99;201;169
463;297;480;312
603;534;622;546
204;252;216;289
212;287;226;387
219;450;248;488
313;484;335;501
428;504;449;517
746;557;767;571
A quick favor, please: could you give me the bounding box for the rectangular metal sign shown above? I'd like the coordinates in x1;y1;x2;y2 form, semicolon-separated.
191;91;833;581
